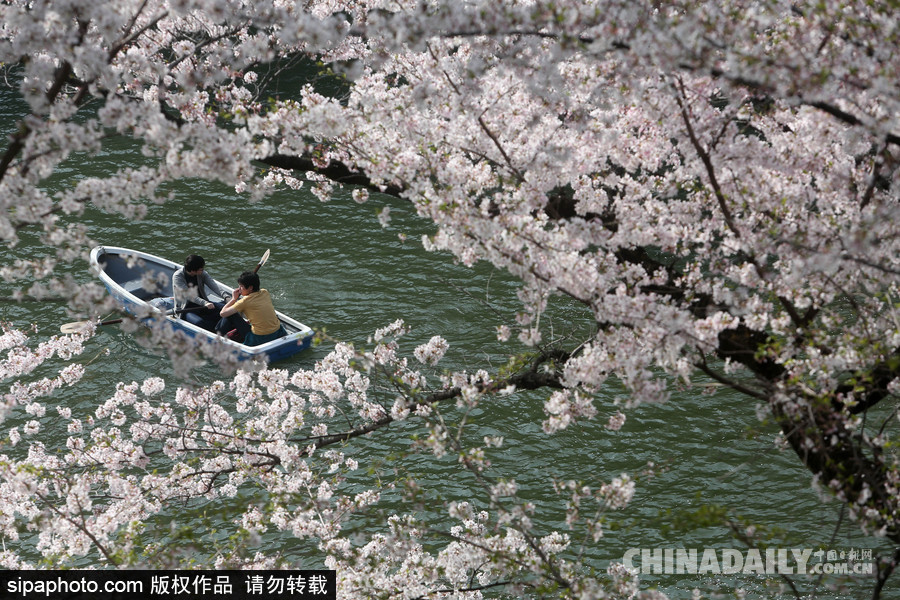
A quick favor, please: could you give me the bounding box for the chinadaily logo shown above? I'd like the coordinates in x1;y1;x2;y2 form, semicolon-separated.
621;548;875;576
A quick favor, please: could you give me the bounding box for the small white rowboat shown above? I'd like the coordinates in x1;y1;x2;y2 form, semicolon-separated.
87;245;313;362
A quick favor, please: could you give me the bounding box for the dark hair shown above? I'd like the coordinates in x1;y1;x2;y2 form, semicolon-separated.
184;255;205;272
238;271;260;293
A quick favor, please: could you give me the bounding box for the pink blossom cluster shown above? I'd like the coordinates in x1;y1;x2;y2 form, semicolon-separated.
412;335;449;366
1;324;90;425
3;323;628;595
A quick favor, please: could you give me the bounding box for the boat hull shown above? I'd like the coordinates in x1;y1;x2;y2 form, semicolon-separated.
89;246;313;362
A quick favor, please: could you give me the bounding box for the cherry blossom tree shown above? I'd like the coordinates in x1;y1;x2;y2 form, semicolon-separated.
2;0;900;598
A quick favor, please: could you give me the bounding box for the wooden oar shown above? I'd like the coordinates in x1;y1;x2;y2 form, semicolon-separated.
60;305;207;334
216;250;269;300
253;248;270;273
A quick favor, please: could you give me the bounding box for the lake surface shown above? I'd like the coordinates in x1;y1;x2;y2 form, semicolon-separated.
0;81;890;599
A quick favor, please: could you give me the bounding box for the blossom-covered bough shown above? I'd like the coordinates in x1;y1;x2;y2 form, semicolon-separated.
2;0;900;597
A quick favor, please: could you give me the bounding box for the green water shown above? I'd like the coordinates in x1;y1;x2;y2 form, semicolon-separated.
0;82;893;599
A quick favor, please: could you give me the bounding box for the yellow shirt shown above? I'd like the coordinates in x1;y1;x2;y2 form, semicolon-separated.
231;289;280;335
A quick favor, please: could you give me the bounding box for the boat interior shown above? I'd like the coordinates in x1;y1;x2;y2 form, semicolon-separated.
96;251;174;301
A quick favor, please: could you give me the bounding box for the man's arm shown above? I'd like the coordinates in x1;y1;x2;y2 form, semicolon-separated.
220;289;242;317
201;271;231;301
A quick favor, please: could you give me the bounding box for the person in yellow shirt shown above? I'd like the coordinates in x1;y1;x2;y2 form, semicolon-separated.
219;271;286;346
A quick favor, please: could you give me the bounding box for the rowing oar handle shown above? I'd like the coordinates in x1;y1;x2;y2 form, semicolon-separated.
106;304;207;325
61;304;209;332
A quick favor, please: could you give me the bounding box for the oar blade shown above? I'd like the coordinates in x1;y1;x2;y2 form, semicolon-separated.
60;321;91;334
254;248;270;273
60;316;128;334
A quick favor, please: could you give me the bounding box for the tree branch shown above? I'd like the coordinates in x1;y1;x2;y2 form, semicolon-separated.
258;153;405;197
